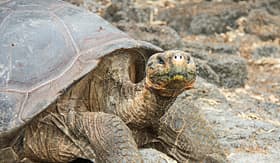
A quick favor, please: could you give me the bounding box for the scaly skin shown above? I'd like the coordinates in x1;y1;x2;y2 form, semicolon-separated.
156;105;227;162
10;50;200;162
23;111;141;162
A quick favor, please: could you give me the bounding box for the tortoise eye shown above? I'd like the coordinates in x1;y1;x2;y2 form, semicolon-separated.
158;57;165;64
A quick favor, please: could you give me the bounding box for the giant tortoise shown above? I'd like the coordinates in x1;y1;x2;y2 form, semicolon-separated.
0;0;226;162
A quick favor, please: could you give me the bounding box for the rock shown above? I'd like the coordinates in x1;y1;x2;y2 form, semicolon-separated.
157;7;192;35
185;41;238;56
63;0;109;13
190;14;226;35
207;53;247;88
228;152;280;163
252;45;280;59
105;6;152;23
115;23;183;50
183;41;247;88
192;58;220;85
244;9;280;41
140;148;177;163
103;0;152;23
253;0;280;16
260;102;280;120
190;6;248;35
157;1;248;35
218;88;280;163
176;77;280;163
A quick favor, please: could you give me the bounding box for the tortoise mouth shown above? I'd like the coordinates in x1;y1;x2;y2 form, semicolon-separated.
145;71;196;97
154;72;190;81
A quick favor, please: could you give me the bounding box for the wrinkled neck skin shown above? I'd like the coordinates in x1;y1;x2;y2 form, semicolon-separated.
116;79;177;129
87;52;179;129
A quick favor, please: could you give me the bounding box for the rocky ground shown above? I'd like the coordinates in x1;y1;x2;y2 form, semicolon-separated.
66;0;280;162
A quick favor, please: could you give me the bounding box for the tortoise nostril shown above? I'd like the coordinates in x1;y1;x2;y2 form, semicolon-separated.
173;55;184;61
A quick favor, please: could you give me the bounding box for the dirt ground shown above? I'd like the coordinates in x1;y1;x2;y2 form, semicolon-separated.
67;0;280;162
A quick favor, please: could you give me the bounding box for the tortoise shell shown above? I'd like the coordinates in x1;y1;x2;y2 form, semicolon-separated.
0;0;161;143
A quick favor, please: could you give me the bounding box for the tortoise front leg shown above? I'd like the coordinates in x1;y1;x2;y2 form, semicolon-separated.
155;105;227;163
23;111;142;162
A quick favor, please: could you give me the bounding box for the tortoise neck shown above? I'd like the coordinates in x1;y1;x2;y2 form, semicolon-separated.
117;81;176;129
146;86;176;112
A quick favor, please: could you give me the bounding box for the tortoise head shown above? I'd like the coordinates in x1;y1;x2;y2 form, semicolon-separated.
145;50;196;97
